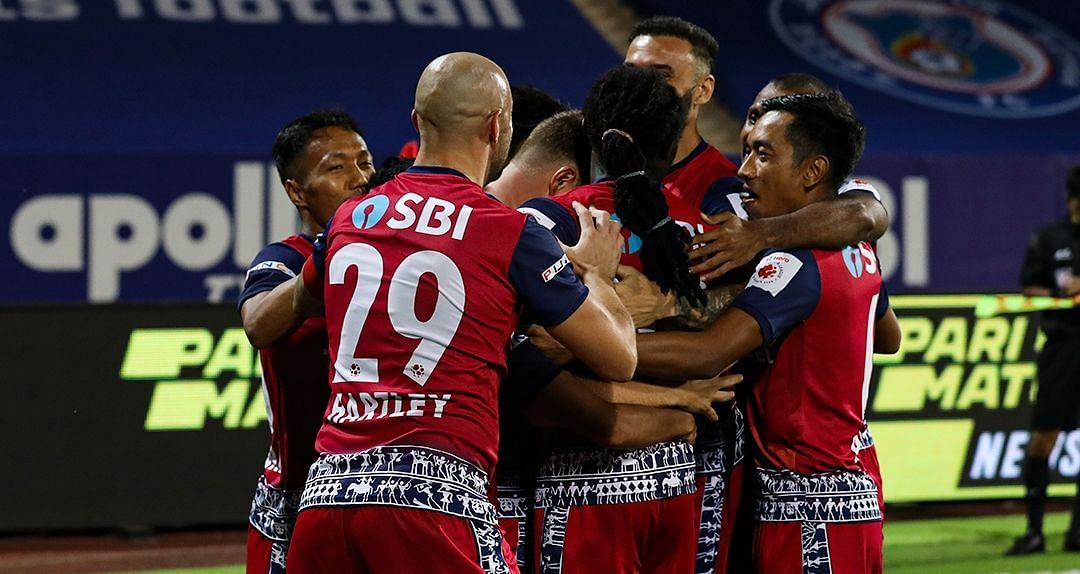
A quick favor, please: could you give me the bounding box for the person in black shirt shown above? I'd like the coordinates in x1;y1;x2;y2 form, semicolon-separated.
1007;166;1080;555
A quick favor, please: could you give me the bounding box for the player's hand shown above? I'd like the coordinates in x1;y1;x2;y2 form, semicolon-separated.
614;265;677;328
562;201;623;282
673;410;698;444
689;212;765;283
672;374;743;421
525;325;574;366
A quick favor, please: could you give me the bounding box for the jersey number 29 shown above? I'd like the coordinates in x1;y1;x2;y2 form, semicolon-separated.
329;243;465;386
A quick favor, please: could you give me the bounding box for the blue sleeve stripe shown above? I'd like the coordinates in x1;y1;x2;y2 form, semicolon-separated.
730;299;774;348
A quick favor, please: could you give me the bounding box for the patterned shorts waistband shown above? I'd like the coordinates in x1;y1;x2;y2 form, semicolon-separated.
249;476;302;542
695;405;747;476
535;441;696;508
496;485;530;520
300;445;497;525
754;467;882;524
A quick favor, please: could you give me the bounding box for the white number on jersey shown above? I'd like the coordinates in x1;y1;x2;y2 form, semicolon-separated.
329;243;466;386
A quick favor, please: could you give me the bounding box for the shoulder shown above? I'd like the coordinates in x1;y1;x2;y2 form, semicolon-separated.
747;249;819;296
838;179;882;202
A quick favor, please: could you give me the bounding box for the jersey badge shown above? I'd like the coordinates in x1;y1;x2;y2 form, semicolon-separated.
748;252;803;297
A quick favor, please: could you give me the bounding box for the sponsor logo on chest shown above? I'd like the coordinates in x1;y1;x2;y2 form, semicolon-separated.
351;193;473;240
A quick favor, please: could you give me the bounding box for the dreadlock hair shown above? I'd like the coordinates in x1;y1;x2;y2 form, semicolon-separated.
758;91;866;191
583;65;705;306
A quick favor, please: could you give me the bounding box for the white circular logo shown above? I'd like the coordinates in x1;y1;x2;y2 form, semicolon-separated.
770;0;1080;118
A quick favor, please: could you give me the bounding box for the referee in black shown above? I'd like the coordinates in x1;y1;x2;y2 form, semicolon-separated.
1006;166;1080;555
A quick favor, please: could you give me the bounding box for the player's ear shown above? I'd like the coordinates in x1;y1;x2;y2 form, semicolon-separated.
694;74;715;106
488;108;503;145
284;179;306;208
549;165;579;195
410;109;420;133
803;155;829;190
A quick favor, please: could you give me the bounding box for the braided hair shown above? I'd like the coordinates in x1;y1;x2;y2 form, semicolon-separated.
583;65;705;306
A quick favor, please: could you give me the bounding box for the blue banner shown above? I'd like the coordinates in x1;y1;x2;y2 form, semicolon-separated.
1;0;623;302
4;0;1080;301
629;0;1080;154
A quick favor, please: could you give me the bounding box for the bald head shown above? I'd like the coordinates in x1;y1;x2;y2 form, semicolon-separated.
413;52;513;182
415;52;511;132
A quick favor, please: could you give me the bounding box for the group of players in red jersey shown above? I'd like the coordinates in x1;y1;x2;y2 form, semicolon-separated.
237;15;900;574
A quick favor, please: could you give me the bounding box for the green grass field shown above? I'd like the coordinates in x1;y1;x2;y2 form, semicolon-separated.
133;512;1078;574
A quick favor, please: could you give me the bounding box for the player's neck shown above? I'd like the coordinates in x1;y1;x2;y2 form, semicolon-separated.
674;126;703;165
414;144;489;187
300;212;322;238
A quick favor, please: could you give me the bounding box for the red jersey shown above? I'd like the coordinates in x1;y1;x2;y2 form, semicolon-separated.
317;166;589;474
662;140;742;216
519;180;715;271
730;243;889;474
239;234;330;490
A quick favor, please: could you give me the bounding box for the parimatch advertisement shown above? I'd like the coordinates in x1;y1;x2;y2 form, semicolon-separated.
3;297;1077;531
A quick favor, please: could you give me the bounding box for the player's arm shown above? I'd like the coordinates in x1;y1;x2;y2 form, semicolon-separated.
613;264;742;330
666;283;744;331
239;243;308;348
636;308;763;380
520;203;637;381
639;250;821;380
525;372;697;447
690;191;887;282
505;338;696;447
579;374;741;421
242;278;306;348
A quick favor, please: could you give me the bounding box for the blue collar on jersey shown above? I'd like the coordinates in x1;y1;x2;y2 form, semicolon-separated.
406;165;469;179
666;139;709;174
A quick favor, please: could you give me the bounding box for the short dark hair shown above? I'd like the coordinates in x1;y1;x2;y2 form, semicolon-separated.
515;110;590;178
767;73;831;94
759;92;866;191
630;16;719;76
273;109;362;184
367;156;415;191
509;85;568;161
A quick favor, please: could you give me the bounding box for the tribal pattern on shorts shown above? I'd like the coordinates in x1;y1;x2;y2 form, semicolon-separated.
538;506;570;574
800;522;833;574
695;472;725;574
755;467;882;523
694;405;744;574
249;475;302;542
497;484;531;520
497;483;532;572
470;519;514;574
534;440;696;508
299;445;497;525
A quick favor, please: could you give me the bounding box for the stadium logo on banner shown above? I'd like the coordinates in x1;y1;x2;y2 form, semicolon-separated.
770;0;1080;118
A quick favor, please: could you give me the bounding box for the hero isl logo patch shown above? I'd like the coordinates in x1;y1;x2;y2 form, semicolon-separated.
770;0;1080;118
758;264;779;280
750;252;803;297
